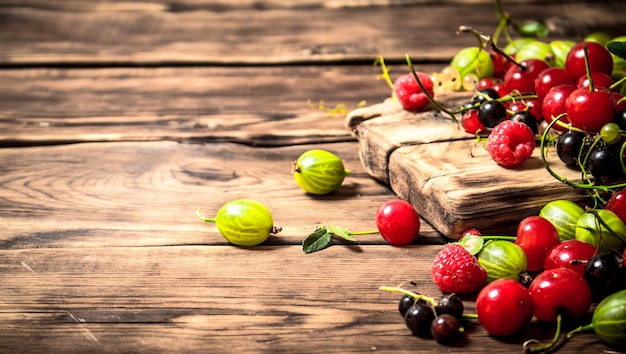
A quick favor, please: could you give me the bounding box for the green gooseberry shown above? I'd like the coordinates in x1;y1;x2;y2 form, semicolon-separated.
549;40;576;68
539;199;586;242
584;32;612;45
292;149;350;195
575;209;626;254
516;41;554;65
503;38;536;56
450;47;494;83
197;199;281;247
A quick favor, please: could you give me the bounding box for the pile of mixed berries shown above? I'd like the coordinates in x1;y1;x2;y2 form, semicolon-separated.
378;5;626;352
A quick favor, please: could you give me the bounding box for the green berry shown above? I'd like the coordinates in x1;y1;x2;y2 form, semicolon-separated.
539;199;586;241
197;199;280;247
450;47;494;83
477;240;528;283
292;149;350;195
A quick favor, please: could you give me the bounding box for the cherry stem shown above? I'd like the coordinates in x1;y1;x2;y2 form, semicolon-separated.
196;207;216;223
479;235;517;241
378;285;438;308
609;74;626;91
349;230;379;235
457;26;525;71
405;54;460;127
583;44;594;92
523;312;563;353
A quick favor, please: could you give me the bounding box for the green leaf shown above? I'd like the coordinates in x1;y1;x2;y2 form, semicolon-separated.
327;226;357;243
302;228;332;253
513;20;549;39
607;41;626;60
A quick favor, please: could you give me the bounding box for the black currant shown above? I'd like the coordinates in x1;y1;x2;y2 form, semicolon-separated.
398;294;415;317
471;88;500;105
478;99;506;128
556;131;584;166
614;108;626;130
430;314;464;345
435;294;464;319
584;253;625;299
404;302;436;338
585;144;622;184
509;111;538;135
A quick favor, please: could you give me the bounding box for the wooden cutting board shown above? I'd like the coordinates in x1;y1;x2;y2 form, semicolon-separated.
345;92;589;239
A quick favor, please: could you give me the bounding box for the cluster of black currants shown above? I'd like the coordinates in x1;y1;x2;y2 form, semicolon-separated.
460;87;540;136
398;293;466;346
555;111;626;185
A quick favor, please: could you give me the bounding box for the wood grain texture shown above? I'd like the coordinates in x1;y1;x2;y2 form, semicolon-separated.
1;2;625;66
0;65;401;146
0;245;609;353
0;140;450;250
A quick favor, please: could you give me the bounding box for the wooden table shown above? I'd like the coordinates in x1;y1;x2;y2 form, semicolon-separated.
1;1;624;353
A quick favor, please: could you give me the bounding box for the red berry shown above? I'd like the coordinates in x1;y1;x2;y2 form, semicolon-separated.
393;72;434;112
576;72;614;90
431;243;487;294
461;228;482;237
476;278;534;337
543;240;597;277
565;41;614;80
565;86;615;133
461;109;486;135
515;216;560;272
504;59;550;94
529;267;592;322
606;190;626;223
542;84;576;131
486;120;535;167
375;199;420;246
534;67;575;102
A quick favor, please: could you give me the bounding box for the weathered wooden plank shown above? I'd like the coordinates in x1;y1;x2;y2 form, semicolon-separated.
0;245;609;353
0;65;400;146
1;2;624;66
0;140;448;250
346;96;591;239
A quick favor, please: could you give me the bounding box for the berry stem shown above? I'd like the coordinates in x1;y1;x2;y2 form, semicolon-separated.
374;55;396;91
565;323;594;339
523;313;563;353
349;230;379;235
457;26;525;71
609;73;626;91
405;54;460;126
378;285;438;308
196;207;216;223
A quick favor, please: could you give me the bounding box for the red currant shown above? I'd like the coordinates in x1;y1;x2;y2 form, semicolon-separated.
461;109;486;135
375;199;420;246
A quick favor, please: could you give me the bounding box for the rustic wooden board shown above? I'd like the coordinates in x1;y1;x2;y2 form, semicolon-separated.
0;245;609;353
1;2;625;66
346;97;590;239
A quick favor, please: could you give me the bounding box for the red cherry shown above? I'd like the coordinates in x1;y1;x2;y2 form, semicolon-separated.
534;67;575;102
461;109;486;135
543;240;597;277
576;72;614;90
515;216;560;272
461;227;482;237
375;199;420;246
612;92;626;112
476;278;534;337
565;41;614;79
606;190;626;223
565;86;615;133
490;50;510;79
529;267;592;322
542;84;576;131
504;59;550;94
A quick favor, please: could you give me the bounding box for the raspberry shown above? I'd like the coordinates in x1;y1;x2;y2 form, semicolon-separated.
431;243;487;294
486;120;535;167
393;72;434;112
